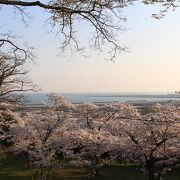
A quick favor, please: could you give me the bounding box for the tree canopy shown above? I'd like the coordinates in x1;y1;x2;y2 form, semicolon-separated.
0;0;179;60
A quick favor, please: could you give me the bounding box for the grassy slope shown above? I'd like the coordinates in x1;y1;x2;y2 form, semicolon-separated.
0;157;179;180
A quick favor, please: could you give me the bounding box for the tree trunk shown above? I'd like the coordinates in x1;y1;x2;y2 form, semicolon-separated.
146;158;155;180
33;168;50;180
92;167;100;177
91;156;100;177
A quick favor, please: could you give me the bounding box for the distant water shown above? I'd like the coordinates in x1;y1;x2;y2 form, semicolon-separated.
24;92;180;104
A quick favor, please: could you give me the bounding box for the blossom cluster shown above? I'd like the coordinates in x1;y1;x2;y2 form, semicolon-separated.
1;93;180;179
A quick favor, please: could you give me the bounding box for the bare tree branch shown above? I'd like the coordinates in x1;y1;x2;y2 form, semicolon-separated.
0;33;38;103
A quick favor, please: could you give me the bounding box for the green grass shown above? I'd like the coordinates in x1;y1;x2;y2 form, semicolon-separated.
0;157;179;180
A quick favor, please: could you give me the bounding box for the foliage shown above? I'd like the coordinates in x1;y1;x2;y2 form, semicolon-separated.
3;93;179;180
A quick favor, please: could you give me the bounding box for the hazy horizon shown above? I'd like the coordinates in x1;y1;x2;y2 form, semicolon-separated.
24;91;176;95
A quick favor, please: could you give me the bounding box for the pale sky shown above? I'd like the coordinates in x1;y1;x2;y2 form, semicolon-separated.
1;3;180;93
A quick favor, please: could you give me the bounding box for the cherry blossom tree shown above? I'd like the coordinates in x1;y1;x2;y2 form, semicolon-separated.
0;102;24;159
10;93;75;179
66;102;139;176
61;128;121;176
6;94;180;180
118;103;180;180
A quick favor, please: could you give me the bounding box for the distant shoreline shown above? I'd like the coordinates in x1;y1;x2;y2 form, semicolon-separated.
88;94;180;98
22;92;180;105
19;100;179;113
